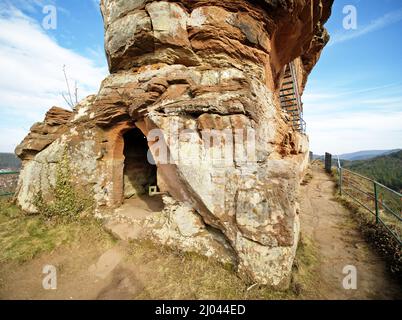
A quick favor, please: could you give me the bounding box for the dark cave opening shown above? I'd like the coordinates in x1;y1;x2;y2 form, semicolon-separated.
122;127;157;200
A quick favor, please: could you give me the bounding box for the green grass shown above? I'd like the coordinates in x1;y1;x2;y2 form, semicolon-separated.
0;197;115;263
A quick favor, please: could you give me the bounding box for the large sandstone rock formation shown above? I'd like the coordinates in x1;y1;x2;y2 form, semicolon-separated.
15;0;333;288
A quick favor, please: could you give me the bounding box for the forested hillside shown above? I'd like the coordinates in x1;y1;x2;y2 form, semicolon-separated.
339;149;401;161
344;150;402;192
0;153;21;170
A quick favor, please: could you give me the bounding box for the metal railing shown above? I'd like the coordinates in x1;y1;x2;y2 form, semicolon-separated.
0;171;19;197
279;61;306;134
300;118;306;133
328;154;402;245
289;61;305;134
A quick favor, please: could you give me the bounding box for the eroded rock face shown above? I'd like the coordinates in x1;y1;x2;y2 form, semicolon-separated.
15;0;333;288
15;106;73;161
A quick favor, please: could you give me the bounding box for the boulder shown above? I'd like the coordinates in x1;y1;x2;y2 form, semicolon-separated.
15;0;334;288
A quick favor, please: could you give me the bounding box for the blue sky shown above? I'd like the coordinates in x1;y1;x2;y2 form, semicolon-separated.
303;0;402;154
0;0;401;155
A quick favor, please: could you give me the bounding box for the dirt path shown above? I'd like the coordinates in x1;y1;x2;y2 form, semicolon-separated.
0;241;145;300
299;162;401;299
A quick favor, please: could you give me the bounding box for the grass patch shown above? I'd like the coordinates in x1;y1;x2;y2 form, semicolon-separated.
0;197;115;263
301;172;313;186
125;234;319;300
290;235;320;297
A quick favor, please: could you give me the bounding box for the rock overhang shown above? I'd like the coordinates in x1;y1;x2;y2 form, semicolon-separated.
100;0;333;92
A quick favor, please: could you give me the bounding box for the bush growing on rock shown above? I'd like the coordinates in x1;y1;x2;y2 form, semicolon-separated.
34;149;93;221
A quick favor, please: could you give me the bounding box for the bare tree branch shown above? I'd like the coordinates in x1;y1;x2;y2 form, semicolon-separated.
61;92;72;108
74;80;78;105
62;65;76;109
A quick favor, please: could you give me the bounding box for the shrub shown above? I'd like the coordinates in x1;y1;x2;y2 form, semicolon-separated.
34;149;93;222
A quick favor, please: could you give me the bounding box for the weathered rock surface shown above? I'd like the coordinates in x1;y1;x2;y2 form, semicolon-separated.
15;106;73;161
103;195;236;265
15;0;333;288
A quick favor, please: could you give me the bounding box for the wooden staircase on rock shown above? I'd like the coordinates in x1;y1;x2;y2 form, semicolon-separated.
279;62;306;133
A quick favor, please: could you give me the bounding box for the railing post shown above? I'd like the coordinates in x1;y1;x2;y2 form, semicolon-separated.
325;152;332;174
374;182;379;224
336;156;342;196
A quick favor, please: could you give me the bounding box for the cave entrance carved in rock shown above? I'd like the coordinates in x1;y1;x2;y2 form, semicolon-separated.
121;127;164;213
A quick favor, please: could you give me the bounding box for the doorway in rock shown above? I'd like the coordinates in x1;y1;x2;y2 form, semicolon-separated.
122;127;164;212
123;128;154;198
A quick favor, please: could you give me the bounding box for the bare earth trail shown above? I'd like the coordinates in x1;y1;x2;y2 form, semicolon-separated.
300;163;401;299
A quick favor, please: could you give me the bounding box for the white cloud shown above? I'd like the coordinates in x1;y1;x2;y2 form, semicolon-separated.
330;8;402;45
0;127;30;153
303;84;402;155
0;6;108;152
2;0;54;14
306;112;402;156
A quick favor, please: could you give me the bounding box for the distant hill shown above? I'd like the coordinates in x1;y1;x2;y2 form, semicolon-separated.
0;153;21;170
343;150;402;192
338;149;401;161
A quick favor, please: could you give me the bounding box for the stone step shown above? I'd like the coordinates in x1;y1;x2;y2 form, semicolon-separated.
104;219;143;241
103;195;165;241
